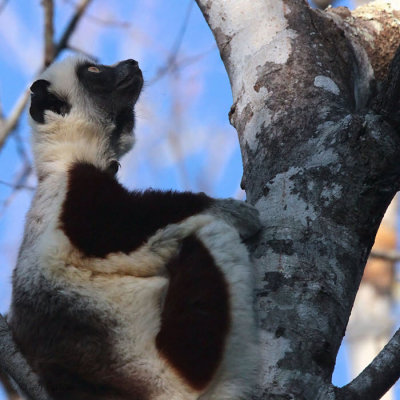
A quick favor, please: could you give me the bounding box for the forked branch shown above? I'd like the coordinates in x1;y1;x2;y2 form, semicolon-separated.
337;328;400;400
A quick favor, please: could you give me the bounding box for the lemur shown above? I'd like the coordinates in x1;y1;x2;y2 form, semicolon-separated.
8;57;260;400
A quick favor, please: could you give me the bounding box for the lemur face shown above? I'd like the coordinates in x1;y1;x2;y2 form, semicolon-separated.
76;59;143;106
29;57;143;157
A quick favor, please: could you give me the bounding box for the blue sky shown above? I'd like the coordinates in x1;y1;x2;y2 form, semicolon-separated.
0;0;398;398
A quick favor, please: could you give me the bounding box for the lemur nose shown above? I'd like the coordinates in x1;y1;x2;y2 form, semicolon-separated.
125;59;138;67
115;59;142;87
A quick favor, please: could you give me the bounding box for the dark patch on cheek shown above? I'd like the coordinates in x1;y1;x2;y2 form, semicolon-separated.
76;62;116;95
60;162;214;258
106;160;120;177
156;235;230;391
30;79;71;123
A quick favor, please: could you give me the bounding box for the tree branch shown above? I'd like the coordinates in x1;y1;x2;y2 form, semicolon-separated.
370;249;400;262
0;368;22;400
312;0;336;9
0;91;30;150
372;43;400;123
63;0;131;29
0;314;51;400
0;179;35;191
337;328;400;400
0;0;9;14
148;1;193;84
195;1;400;399
42;0;54;67
54;0;92;55
0;0;93;150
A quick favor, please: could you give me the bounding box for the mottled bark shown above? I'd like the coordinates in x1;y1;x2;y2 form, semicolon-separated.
195;0;400;399
339;328;400;400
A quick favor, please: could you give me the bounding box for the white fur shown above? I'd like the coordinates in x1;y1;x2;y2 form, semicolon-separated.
30;56;134;179
13;56;259;399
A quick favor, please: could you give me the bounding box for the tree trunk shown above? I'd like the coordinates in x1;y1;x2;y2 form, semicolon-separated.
195;1;400;399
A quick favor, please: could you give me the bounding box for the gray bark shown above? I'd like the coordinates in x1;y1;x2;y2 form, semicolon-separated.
195;0;400;399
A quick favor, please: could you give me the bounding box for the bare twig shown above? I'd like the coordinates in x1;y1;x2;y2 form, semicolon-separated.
0;90;30;150
167;1;193;67
173;46;216;70
311;0;336;9
370;249;400;262
67;45;98;62
0;97;4;124
0;179;35;191
0;0;93;150
13;129;32;166
148;45;216;85
63;0;131;28
84;15;131;29
55;0;92;55
66;0;131;28
148;1;194;84
0;0;9;14
0;368;22;400
0;314;51;400
42;0;55;67
0;162;33;219
338;328;400;400
167;86;192;191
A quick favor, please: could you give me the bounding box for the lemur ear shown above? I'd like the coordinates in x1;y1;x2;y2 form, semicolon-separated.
106;160;121;177
30;79;50;94
30;79;71;124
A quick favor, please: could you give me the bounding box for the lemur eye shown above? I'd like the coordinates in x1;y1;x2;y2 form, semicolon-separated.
88;66;100;73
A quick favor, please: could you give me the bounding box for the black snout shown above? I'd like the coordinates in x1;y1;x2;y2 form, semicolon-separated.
125;59;138;67
115;59;141;88
118;59;139;71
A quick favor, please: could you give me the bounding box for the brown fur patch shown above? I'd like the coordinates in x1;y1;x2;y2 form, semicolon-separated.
156;235;230;391
60;162;213;258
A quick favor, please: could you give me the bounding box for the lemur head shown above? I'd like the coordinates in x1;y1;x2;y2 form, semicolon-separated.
29;57;143;177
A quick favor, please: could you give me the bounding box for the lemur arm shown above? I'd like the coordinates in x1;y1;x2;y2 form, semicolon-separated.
59;162;260;277
209;197;261;240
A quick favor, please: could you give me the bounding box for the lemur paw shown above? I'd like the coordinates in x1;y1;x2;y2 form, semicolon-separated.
211;198;262;240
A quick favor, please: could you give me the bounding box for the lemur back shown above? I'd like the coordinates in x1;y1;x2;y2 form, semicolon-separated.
8;57;260;400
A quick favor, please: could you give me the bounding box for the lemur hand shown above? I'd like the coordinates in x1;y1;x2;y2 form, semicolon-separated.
210;198;262;240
